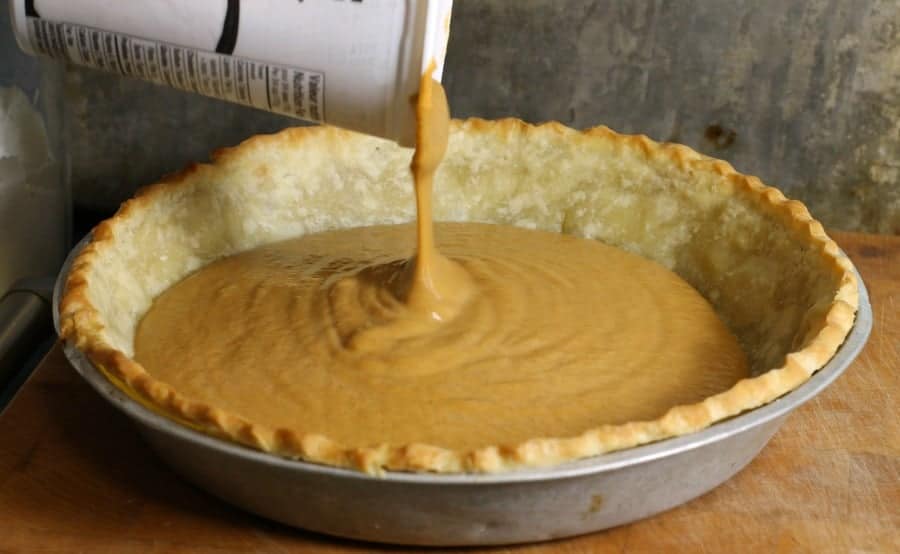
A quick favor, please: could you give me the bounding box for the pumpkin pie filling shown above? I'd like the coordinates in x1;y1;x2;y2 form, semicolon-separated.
134;221;749;451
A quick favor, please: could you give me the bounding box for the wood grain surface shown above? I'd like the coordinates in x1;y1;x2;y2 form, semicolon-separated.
0;231;897;553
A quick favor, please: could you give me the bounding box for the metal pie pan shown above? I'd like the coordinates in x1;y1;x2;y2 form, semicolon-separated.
53;235;872;546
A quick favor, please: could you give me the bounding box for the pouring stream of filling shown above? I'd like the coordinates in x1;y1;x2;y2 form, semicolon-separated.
134;67;749;452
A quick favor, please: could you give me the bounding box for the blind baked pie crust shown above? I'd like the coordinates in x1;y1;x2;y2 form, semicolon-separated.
59;119;859;475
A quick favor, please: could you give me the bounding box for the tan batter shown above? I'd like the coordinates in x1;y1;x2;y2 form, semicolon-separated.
134;67;749;452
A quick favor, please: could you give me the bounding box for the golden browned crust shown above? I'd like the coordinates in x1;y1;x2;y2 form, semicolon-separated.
59;120;858;475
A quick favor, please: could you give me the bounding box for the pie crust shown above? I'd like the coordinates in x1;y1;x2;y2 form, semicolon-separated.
59;119;859;474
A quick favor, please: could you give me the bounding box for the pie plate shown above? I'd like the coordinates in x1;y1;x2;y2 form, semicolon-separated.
53;232;871;546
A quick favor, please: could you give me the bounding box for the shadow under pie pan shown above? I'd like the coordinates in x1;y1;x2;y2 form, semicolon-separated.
54;121;871;546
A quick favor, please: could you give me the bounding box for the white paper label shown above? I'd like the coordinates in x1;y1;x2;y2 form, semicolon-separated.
27;17;326;122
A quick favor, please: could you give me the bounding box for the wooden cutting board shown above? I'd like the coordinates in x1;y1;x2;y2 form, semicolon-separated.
0;231;897;553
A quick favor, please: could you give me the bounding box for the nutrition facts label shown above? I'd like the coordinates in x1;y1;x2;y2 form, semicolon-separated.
27;17;325;122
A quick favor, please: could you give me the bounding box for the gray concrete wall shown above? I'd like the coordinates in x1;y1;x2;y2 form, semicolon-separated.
61;0;900;233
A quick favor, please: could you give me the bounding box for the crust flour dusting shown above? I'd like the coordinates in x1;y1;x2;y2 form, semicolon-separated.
59;119;859;474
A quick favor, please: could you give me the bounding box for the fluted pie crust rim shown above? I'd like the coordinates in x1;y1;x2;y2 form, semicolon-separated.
59;119;859;475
